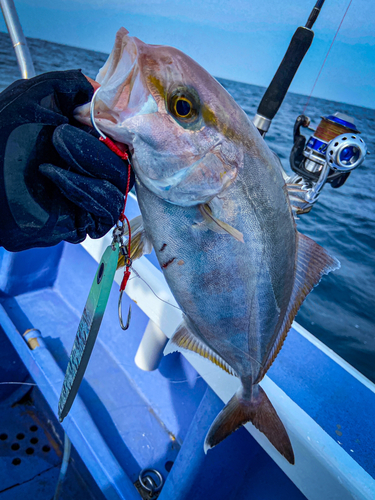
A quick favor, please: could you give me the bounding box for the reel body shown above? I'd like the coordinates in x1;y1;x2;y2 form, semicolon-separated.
288;111;367;209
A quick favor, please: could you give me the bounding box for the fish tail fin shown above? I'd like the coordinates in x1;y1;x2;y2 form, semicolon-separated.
204;385;294;465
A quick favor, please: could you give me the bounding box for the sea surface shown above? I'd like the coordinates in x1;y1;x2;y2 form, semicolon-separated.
1;32;374;382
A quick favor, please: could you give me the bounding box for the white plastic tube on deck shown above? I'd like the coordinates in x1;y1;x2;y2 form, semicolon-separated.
134;319;168;371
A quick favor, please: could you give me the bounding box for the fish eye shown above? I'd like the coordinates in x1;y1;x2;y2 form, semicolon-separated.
174;97;192;118
168;86;200;125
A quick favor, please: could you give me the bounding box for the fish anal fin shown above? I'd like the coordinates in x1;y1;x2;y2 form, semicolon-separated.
205;385;294;464
199;204;244;243
164;321;237;376
117;215;153;269
256;232;340;382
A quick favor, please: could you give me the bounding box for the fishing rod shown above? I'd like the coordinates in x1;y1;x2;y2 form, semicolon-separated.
253;0;325;136
253;0;367;213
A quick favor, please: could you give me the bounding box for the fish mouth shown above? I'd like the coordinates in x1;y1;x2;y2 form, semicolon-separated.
81;77;134;156
78;84;135;156
75;27;152;150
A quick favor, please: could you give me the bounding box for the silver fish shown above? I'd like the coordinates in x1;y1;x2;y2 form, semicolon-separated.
75;28;340;464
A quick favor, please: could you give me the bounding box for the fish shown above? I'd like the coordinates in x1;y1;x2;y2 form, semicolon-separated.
75;27;340;464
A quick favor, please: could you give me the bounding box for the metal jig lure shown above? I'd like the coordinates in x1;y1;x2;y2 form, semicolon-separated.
58;87;133;421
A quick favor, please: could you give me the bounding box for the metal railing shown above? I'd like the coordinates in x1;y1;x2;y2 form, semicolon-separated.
0;0;35;78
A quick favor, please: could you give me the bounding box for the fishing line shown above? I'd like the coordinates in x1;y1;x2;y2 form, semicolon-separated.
169;375;202;384
0;382;37;386
130;268;182;311
303;0;353;113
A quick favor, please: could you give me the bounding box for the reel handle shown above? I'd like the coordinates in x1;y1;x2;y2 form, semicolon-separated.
326;134;367;172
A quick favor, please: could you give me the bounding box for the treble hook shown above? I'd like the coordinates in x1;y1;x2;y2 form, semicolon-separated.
118;290;132;330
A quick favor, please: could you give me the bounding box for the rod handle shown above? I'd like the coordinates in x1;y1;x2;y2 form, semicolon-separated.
256;27;314;125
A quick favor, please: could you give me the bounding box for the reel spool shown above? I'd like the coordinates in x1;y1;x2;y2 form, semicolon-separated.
290;112;367;188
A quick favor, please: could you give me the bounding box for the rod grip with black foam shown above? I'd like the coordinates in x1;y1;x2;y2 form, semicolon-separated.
257;27;314;121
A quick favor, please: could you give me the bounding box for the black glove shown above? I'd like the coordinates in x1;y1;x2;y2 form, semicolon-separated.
0;70;134;252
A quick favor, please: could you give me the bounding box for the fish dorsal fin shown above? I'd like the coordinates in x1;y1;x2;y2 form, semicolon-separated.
255;232;340;383
199;204;244;243
164;321;237;376
285;183;313;216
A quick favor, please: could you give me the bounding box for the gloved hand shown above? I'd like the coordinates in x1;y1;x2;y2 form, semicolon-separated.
0;70;134;252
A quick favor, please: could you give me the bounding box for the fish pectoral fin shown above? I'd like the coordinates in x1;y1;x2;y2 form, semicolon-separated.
256;231;340;382
199;204;244;243
117;215;153;269
164;320;237;376
205;384;294;465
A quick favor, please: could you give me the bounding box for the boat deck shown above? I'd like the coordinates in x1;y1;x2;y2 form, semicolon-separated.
0;194;374;499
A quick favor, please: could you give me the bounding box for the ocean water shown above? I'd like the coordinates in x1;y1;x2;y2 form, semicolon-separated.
1;32;374;382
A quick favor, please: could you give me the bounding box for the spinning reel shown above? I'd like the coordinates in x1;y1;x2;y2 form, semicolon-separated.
288;112;367;205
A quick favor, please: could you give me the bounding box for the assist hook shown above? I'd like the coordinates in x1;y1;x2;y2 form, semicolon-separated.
90;87;133;331
90;87;106;139
118;251;133;331
119;291;132;330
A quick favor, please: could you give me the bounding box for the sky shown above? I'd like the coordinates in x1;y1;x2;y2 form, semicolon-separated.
1;0;374;109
